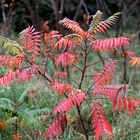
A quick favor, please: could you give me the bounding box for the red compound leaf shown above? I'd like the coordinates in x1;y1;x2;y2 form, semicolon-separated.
51;82;74;96
55;34;82;51
0;65;39;86
0;55;11;67
56;52;78;68
92;60;117;87
130;57;140;66
89;101;114;140
44;114;67;140
53;92;86;115
90;37;130;52
20;26;42;60
113;97;140;115
44;30;62;54
93;84;125;104
16;65;39;83
59;17;84;36
0;53;24;68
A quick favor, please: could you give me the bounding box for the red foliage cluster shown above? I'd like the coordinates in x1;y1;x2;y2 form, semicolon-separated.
53;92;86;115
89;101;114;140
93;84;125;101
130;57;140;66
2;10;140;140
0;55;11;67
59;17;84;35
44;115;67;140
55;36;77;50
53;71;67;79
0;54;24;68
93;60;117;87
20;26;42;60
56;52;78;68
51;82;74;96
91;37;130;52
113;98;140;115
0;65;38;86
44;30;62;55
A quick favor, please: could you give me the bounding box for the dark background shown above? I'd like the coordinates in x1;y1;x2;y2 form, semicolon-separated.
0;0;140;36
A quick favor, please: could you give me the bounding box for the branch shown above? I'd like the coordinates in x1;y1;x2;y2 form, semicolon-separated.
1;0;7;24
40;0;52;8
59;0;64;15
24;56;52;83
50;0;59;22
86;57;110;68
73;0;83;20
38;70;52;83
73;64;83;72
81;0;90;17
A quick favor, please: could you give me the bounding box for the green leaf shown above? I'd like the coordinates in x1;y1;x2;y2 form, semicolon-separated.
0;36;22;54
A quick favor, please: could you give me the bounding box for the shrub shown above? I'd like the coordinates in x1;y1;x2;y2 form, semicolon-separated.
0;10;140;140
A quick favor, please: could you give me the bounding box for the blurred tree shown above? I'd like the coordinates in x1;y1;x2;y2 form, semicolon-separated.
0;0;17;36
0;0;140;34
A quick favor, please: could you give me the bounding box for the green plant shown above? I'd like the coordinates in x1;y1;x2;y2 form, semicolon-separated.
0;84;51;139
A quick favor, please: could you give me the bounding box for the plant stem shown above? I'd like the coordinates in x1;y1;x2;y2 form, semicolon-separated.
76;43;89;140
122;46;127;83
76;105;88;140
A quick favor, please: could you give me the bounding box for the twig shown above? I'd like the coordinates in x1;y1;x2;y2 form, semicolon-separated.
125;0;139;17
73;64;83;72
73;0;90;25
100;0;111;15
70;79;80;87
24;56;52;83
97;51;105;66
74;0;83;20
86;57;110;68
41;0;53;8
128;67;135;87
